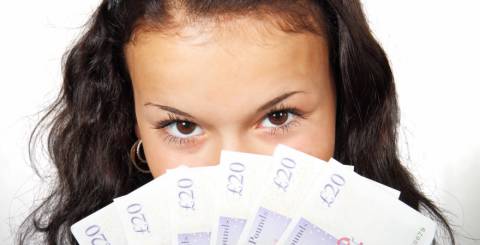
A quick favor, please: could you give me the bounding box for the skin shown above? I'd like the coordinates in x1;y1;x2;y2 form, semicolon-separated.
124;17;336;177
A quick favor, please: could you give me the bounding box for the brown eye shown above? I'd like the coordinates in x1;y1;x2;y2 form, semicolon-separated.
176;121;196;134
268;111;289;126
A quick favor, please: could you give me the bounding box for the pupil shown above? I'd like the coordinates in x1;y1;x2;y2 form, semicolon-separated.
177;121;195;134
269;111;288;125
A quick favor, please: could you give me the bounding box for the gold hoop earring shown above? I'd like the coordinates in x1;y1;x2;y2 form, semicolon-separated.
130;139;150;174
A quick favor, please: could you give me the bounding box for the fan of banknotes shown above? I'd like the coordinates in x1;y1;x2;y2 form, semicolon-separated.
71;144;436;245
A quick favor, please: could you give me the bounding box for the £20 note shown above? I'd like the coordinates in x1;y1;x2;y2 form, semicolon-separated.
210;151;273;245
113;175;171;245
277;162;436;245
167;165;217;245
71;202;127;245
237;144;328;245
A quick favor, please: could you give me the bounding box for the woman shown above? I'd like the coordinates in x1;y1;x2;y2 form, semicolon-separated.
18;0;455;244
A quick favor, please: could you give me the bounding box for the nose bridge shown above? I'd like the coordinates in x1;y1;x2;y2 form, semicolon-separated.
219;130;250;153
203;132;247;166
205;129;272;166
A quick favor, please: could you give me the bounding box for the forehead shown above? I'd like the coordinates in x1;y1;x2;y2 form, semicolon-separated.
124;17;330;108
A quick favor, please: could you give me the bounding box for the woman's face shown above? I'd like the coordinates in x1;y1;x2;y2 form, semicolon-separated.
125;18;336;177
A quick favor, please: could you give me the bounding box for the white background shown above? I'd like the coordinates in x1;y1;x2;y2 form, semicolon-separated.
0;0;479;244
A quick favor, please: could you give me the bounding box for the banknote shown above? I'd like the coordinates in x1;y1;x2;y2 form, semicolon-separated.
70;144;436;245
71;202;127;245
277;163;436;245
328;158;401;199
167;165;217;245
210;150;273;245
237;144;329;245
113;175;171;244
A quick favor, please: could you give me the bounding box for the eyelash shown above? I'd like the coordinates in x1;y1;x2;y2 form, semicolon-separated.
264;104;305;135
154;104;306;145
154;114;197;146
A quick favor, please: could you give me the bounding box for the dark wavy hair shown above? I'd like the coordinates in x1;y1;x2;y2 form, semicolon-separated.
18;0;455;244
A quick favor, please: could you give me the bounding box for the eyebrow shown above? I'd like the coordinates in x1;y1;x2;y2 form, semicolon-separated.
144;90;305;119
256;90;305;113
144;103;195;118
